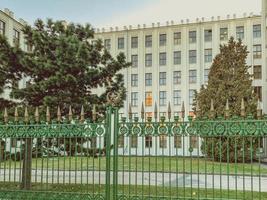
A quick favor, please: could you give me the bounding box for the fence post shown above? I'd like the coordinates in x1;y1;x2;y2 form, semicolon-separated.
113;107;119;199
105;106;112;200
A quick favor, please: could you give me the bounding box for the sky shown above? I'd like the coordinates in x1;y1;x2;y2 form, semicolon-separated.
0;0;262;29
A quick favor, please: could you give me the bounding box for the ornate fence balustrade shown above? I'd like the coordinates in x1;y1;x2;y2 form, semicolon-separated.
0;104;267;200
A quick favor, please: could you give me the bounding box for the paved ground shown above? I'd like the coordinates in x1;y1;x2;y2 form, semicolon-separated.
0;169;266;192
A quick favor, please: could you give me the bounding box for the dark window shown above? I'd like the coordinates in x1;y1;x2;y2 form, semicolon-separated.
131;74;138;87
159;34;167;46
0;20;5;35
13;29;20;46
104;39;111;50
145;35;152;47
253;45;262;59
174;32;181;45
159;52;167;66
254;86;262;101
220;28;228;41
189;50;197;64
118;37;124;49
189;70;197;84
173;71;181;84
174;51;181;64
204;49;212;63
253;24;261;38
236;26;244;40
189;31;196;43
131;55;138;67
159;72;166;85
131;37;138;48
204;29;212;42
145;54;152;67
253;65;262;79
145;73;152;86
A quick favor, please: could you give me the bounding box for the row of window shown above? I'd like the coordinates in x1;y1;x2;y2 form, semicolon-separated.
104;25;261;50
131;65;262;87
130;45;261;67
131;86;262;107
0;20;20;46
118;135;199;149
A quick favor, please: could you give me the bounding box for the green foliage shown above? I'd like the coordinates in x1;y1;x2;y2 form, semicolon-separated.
0;19;130;118
193;38;259;162
193;37;257;117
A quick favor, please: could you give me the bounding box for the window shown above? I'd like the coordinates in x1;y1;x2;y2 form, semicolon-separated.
189;50;197;64
118;37;124;49
253;65;262;79
104;39;111;50
145;54;152;67
159;34;167;46
159;91;167;106
204;69;210;84
131;37;138;48
131;74;138;87
130;135;138;148
173;90;181;105
131;92;138;107
190;136;198;148
145;35;152;47
0;20;5;35
253;45;262;59
204;49;212;63
159;72;166;85
236;26;244;40
174;135;182;148
145;73;152;86
189;89;195;105
189;31;196;43
145;136;152;148
253;24;261;38
159;135;167;148
13;29;20;46
189;70;197;84
159;52;167;66
174;32;181;45
11;138;17;148
145;92;152;106
204;29;212;42
131;55;138;67
118;135;124;148
220;28;228;41
174;51;181;65
173;71;181;84
254;86;262;101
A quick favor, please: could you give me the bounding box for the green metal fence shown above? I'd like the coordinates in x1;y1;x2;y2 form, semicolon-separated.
0;104;267;200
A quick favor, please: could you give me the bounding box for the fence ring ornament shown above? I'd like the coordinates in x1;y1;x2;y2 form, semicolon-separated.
96;126;105;136
229;122;241;135
107;91;121;106
119;126;128;135
159;125;167;134
214;123;225;135
132;126;141;135
261;122;267;135
245;122;257;135
145;125;154;135
172;125;181;135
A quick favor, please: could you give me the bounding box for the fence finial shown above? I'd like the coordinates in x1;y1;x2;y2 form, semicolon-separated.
92;104;96;122
181;101;185;119
128;103;132;120
241;98;245;117
141;102;144;120
154;102;158;120
24;107;29;123
14;107;19;122
210;99;215;119
225;99;230;118
257;99;262;119
68;105;73;121
4;108;8;123
80;105;85;122
168;102;171;119
46;106;50;122
35;107;39;122
196;101;200;117
57;106;61;122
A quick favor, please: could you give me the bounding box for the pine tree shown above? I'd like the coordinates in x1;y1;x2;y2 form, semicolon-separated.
0;19;130;117
193;37;259;162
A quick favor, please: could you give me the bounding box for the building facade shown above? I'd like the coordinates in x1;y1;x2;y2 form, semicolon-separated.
0;8;28;100
95;14;266;119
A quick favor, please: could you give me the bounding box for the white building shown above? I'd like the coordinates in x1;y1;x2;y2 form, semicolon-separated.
0;8;28;100
95;12;266;118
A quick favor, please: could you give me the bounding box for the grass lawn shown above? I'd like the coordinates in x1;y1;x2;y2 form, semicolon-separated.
0;182;266;200
1;156;266;175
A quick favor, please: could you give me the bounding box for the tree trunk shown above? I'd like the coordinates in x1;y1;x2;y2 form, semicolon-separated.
21;137;32;190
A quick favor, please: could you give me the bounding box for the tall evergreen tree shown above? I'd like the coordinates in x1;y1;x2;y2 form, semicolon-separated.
193;37;259;162
0;19;130;117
